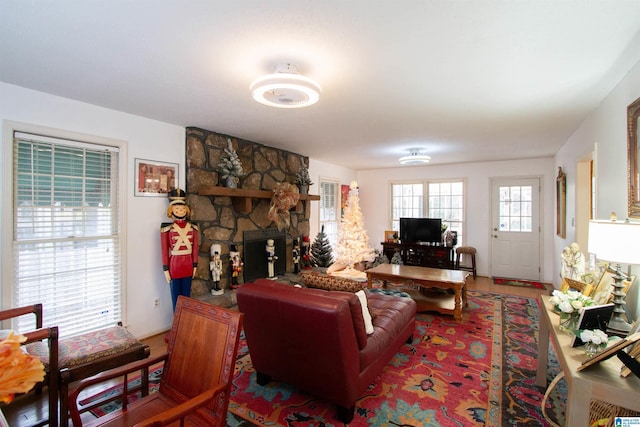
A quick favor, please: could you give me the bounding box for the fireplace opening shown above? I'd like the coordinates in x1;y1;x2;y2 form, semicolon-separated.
243;229;287;283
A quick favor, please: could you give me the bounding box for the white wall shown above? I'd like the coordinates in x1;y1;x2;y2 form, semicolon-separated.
0;82;184;338
356;158;556;282
555;58;640;321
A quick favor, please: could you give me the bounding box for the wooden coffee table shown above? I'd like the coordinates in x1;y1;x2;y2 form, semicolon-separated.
365;264;469;320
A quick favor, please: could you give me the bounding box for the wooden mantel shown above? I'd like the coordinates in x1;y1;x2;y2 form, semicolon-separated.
198;186;320;214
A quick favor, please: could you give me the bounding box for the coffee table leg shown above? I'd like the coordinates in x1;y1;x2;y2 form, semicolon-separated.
454;287;462;320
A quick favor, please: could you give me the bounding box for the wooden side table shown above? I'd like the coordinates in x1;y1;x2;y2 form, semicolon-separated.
536;295;640;426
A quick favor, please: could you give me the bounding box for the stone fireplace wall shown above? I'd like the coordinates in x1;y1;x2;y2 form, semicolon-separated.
184;127;311;297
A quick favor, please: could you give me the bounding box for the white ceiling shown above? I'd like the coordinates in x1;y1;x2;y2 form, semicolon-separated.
2;1;640;170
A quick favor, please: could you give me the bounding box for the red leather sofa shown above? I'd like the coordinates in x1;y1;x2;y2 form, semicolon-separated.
236;279;417;423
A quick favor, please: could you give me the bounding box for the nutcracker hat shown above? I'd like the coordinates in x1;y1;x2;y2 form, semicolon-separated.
168;188;186;206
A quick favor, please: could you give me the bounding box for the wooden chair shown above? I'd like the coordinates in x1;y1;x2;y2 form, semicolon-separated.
68;296;244;427
455;246;477;279
0;304;59;427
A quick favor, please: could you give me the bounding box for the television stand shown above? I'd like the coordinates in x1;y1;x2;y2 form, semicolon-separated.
381;242;454;269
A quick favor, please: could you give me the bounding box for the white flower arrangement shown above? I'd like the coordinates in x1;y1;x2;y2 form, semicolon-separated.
579;329;608;346
549;289;594;314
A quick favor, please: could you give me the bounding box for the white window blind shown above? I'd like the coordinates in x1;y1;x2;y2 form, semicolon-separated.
12;132;122;338
319;180;339;247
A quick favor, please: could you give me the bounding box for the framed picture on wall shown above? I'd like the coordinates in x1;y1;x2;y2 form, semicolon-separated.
135;158;178;197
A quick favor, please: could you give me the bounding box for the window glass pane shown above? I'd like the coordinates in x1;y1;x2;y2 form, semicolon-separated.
498;185;533;234
427;180;464;245
319;180;339;248
391;182;423;231
13;132;121;338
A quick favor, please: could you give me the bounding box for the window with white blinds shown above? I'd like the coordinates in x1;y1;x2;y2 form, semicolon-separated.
319;180;339;247
12;132;122;338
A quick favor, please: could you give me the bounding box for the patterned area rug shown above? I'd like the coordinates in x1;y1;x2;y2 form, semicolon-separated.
493;277;548;290
228;290;565;426
86;291;565;426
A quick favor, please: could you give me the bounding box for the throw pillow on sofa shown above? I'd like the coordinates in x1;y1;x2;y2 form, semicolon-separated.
355;290;374;335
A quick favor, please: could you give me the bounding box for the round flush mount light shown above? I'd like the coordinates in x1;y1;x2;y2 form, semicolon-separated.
399;148;431;165
250;63;321;109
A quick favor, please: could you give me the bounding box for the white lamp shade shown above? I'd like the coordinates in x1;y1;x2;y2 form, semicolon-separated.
588;220;640;265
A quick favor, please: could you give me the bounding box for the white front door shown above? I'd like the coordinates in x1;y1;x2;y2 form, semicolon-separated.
490;177;541;280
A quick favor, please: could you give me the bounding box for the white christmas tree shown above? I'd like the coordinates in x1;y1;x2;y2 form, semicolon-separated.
334;181;376;276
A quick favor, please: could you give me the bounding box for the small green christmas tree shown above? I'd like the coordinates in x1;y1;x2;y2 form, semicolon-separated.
310;225;334;267
217;139;244;187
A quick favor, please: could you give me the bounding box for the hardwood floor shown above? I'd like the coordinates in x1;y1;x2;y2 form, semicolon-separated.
2;275;551;426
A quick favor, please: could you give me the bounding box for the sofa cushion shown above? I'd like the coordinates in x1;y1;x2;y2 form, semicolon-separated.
301;270;368;293
359;293;416;368
300;287;368;349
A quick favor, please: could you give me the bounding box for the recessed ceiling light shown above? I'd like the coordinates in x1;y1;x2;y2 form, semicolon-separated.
250;63;321;109
399;148;431;165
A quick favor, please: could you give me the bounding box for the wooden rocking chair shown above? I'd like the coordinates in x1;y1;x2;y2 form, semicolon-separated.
68;296;243;427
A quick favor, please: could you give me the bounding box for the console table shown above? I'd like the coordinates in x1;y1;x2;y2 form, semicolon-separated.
381;242;454;269
536;295;640;426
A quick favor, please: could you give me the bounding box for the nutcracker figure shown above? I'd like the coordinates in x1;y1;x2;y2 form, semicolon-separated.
210;243;223;296
301;235;312;270
292;237;301;274
160;189;199;311
229;244;243;289
266;239;278;279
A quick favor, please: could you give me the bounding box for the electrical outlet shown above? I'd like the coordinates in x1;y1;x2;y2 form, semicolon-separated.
153;297;160;309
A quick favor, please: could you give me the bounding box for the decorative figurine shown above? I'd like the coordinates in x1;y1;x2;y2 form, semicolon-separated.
292;238;301;274
561;242;586;280
301;236;312;270
160;189;199;311
266;239;278;279
210;243;224;296
230;244;243;289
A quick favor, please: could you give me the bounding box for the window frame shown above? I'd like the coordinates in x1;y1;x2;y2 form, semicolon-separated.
318;177;340;249
1;120;128;336
389;178;466;246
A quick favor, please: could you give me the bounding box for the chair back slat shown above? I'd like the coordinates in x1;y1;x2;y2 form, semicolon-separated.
160;296;243;424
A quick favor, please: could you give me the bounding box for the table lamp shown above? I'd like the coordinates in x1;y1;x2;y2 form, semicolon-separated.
588;219;640;336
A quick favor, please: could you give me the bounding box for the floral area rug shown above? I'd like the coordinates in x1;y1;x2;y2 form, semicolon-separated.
82;363;163;417
228;290;566;426
85;291;565;426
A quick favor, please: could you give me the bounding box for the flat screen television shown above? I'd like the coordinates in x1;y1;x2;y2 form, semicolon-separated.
399;217;442;244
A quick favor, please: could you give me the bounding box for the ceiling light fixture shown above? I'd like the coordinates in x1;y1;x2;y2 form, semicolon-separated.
250;63;321;109
399;148;431;165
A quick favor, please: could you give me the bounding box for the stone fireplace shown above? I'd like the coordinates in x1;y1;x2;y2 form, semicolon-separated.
184;127;312;298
